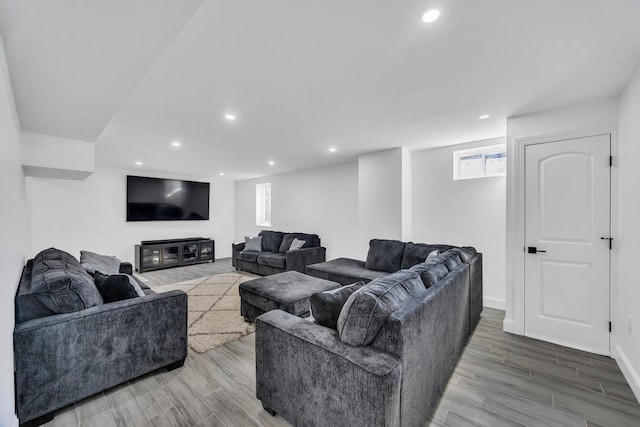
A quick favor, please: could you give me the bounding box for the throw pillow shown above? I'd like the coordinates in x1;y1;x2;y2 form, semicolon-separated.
409;261;449;289
364;239;405;272
80;250;121;275
243;236;263;252
288;238;306;251
438;250;463;271
337;270;426;346
426;249;439;262
94;272;141;303
310;282;365;329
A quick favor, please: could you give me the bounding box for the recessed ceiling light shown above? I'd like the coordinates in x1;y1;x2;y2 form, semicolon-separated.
329;147;337;153
422;9;440;23
225;114;236;121
478;114;490;120
171;141;181;147
135;161;143;166
268;161;275;166
219;172;224;176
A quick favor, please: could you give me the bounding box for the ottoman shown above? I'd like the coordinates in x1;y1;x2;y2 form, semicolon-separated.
239;271;341;322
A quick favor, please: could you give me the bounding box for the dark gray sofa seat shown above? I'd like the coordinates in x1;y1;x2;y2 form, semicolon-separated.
13;249;188;425
232;230;326;276
255;261;471;426
305;257;387;285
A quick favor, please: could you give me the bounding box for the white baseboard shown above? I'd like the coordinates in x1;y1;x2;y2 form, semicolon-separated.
483;297;505;310
503;317;515;333
615;345;640;404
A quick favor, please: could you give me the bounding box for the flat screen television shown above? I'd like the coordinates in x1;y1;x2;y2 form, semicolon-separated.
126;175;210;221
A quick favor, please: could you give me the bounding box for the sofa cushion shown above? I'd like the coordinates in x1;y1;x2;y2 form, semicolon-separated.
80;250;121;275
238;251;268;263
450;246;477;263
94;272;141;303
279;233;320;253
365;239;405;273
400;243;455;269
310;282;365;330
306;258;387;285
288;238;306;251
438;251;463;271
257;253;287;269
409;261;450;289
244;236;263;252
260;230;285;253
30;248;103;314
337;270;426;346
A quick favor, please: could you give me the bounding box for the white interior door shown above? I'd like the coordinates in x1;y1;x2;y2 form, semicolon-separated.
524;134;611;355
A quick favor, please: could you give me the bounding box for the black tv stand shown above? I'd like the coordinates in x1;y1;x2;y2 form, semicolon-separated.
135;238;214;272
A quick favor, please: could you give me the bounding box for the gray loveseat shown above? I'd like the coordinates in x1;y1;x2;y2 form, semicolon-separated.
255;247;480;426
13;248;187;426
232;230;326;276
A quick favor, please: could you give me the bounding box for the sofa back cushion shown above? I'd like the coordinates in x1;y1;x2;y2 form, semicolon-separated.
29;248;103;315
279;233;321;253
438;251;463;271
337;270;425;346
450;246;477;263
259;230;285;253
310;282;365;329
400;243;455;269
409;261;450;289
365;239;405;273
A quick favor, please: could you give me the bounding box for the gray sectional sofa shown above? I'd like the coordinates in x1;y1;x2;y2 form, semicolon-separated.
255;243;482;426
232;230;326;276
13;248;188;426
307;239;483;331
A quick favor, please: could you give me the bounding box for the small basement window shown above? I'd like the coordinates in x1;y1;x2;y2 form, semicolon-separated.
453;144;506;180
256;183;272;226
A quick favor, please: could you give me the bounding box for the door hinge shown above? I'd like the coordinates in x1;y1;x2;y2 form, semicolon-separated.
610;155;613;167
609;321;612;333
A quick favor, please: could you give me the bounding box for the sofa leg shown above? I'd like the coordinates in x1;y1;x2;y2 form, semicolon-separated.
166;358;186;371
20;411;55;427
261;402;277;416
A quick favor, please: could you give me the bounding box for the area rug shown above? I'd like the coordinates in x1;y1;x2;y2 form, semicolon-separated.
153;272;258;353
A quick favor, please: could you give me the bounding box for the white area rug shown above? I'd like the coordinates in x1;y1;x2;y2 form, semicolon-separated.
154;272;259;353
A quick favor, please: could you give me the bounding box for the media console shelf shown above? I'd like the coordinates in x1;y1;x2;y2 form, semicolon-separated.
135;237;215;272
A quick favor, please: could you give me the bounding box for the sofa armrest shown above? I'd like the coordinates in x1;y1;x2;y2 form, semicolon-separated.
14;290;187;423
285;246;326;273
232;242;246;268
255;310;401;426
119;262;133;275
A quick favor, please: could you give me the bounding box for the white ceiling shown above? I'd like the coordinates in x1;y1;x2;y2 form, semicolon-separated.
2;0;640;180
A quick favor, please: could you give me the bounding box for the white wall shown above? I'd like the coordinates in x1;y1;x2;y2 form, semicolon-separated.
358;149;407;253
616;66;640;400
0;36;25;427
412;138;506;308
504;97;618;334
235;162;360;260
28;166;236;263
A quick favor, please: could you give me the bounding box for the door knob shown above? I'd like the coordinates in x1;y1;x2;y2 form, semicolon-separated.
527;247;547;254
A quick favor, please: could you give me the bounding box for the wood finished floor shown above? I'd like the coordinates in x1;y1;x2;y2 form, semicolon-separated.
137;258;235;287
44;270;640;426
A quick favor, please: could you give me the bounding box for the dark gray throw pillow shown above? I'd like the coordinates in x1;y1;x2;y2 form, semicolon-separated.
94;272;140;303
310;282;365;329
364;239;405;272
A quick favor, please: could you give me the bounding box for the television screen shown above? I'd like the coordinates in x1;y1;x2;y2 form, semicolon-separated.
126;176;210;221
